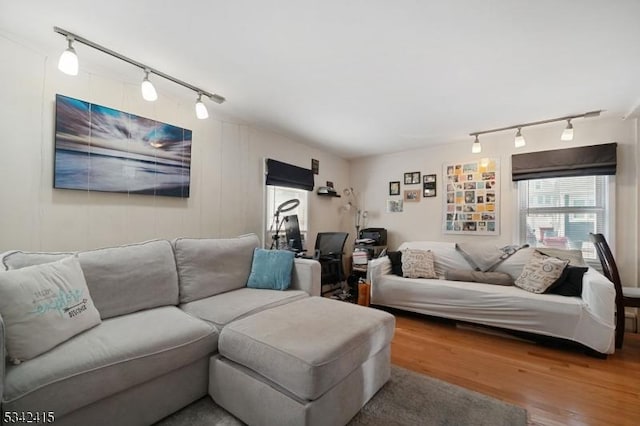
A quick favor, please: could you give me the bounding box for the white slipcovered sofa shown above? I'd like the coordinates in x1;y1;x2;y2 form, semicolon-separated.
368;241;616;355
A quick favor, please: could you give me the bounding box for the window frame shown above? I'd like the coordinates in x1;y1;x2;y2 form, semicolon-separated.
515;175;615;266
263;184;309;250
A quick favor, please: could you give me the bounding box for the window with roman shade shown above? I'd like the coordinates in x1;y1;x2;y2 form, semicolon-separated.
265;158;314;191
513;143;617;262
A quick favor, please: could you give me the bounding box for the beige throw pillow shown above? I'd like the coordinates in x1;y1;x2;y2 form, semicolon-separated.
0;256;101;363
401;248;437;279
515;251;569;294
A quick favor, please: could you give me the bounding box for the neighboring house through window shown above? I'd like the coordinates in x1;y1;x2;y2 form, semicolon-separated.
517;175;613;262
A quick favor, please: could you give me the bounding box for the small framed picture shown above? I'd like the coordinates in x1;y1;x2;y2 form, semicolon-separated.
424;188;436;198
386;199;403;213
422;174;437;197
403;189;421;202
389;181;400;196
405;172;421;185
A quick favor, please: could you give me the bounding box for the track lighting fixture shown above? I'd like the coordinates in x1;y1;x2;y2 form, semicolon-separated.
195;94;209;119
141;69;158;102
561;120;574;141
514;128;526;148
471;135;482;153
54;26;225;119
58;36;79;76
469;110;601;151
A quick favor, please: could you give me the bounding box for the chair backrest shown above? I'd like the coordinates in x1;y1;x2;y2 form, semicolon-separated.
315;232;349;256
589;233;623;299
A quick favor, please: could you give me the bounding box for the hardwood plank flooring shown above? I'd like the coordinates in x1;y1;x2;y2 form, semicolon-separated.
388;310;640;426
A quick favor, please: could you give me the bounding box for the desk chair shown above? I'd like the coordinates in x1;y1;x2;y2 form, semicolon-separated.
313;232;349;294
589;233;640;348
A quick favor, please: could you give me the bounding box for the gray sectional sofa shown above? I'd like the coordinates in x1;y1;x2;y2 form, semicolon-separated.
0;234;395;426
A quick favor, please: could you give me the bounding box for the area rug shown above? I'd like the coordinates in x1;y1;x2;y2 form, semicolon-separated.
155;365;527;426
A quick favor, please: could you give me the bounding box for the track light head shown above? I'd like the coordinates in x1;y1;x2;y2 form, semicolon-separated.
471;135;482;153
141;69;158;102
561;120;574;141
195;94;209;119
514;128;526;148
58;36;79;76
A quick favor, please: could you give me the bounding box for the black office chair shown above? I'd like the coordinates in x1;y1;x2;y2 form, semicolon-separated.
313;232;349;294
589;233;640;348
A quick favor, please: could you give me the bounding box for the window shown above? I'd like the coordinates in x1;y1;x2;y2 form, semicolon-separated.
518;175;612;261
265;186;308;249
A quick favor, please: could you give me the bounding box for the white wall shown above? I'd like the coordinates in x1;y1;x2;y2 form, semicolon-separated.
349;118;638;286
0;33;350;253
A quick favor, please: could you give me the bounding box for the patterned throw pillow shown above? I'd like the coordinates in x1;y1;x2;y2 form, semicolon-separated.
0;256;102;363
401;249;437;279
515;251;569;293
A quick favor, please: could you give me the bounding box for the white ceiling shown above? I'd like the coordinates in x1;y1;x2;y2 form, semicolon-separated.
2;1;639;159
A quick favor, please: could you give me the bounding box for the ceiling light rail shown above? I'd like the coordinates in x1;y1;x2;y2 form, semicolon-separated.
468;110;602;153
53;26;225;119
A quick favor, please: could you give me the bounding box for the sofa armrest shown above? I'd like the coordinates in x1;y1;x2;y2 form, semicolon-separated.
1;312;5;404
582;268;616;326
290;258;321;296
367;256;392;286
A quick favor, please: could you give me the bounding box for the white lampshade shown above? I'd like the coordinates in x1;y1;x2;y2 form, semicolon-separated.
514;128;526;148
141;75;158;102
195;96;209;119
471;136;482;153
58;47;78;76
561;121;574;141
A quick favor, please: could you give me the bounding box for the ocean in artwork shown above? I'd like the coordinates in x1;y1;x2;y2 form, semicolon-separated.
54;94;192;197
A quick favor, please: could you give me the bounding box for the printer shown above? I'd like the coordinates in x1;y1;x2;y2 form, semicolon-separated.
357;228;387;246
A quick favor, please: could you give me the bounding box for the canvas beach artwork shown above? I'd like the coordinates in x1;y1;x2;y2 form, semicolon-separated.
54;94;192;198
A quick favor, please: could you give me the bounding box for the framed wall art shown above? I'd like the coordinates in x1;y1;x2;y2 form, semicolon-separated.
404;171;421;185
389;181;400;196
386;199;403;213
54;94;192;198
443;159;499;235
423;174;436;197
403;189;421;202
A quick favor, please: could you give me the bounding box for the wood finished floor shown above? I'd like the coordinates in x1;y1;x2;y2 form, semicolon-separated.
388;310;640;426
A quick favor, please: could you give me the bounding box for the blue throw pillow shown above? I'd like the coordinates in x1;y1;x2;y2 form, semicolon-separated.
246;248;295;290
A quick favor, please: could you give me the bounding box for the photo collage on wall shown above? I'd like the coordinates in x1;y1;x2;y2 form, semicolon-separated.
443;159;499;235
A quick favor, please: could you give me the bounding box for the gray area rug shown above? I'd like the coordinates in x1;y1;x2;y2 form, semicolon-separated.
155;365;527;426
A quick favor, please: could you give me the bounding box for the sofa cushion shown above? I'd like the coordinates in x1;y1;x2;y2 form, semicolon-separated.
77;240;179;319
0;256;101;363
546;266;589;297
515;251;569;294
180;287;308;330
493;247;535;279
218;297;395;401
246;248;295;290
444;269;514;286
2;306;217;417
398;242;469;277
173;234;260;303
401;248;437;279
537;248;587;267
387;251;403;276
1;251;72;271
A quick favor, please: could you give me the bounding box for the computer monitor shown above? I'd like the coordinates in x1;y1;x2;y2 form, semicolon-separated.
284;214;303;252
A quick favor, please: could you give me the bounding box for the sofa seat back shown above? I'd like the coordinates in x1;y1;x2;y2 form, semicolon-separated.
1;240;180;319
173;234;260;303
398;241;470;277
397;241;532;279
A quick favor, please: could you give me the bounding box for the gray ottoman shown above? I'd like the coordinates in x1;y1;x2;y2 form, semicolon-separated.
209;296;395;426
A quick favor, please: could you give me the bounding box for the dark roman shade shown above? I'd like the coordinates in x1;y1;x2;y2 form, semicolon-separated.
265;158;314;191
511;143;617;181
